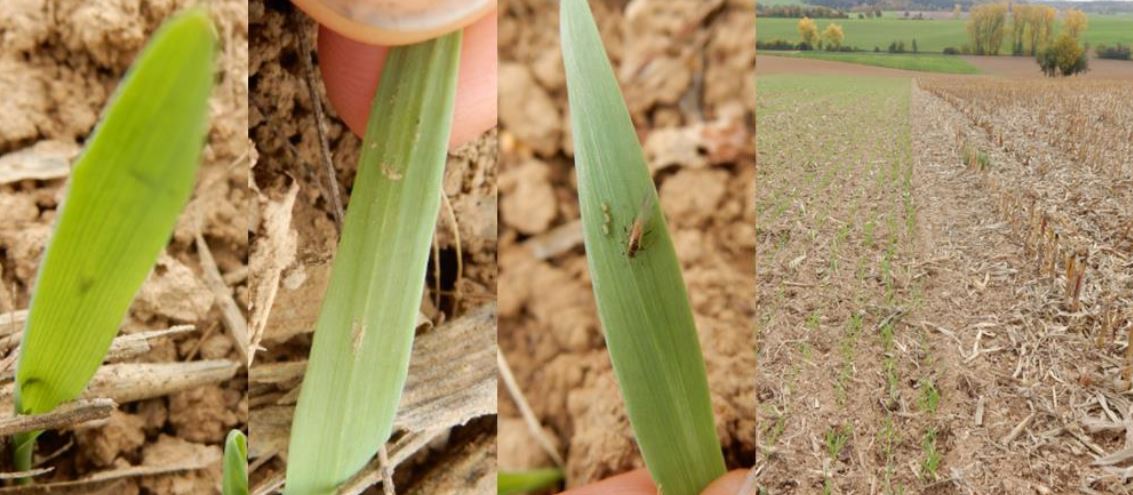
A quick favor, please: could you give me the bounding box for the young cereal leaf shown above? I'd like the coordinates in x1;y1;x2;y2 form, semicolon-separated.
284;32;463;494
224;430;249;495
12;8;216;472
497;468;563;495
559;1;726;493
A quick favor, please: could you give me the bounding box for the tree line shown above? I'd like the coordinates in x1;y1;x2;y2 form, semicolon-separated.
966;4;1091;76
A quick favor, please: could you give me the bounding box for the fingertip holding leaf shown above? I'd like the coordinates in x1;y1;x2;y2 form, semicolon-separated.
292;0;493;45
284;32;463;494
560;1;725;493
12;6;216;472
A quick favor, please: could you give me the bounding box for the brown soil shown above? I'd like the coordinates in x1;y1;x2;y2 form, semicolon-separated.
0;0;249;492
963;55;1133;80
247;0;497;493
758;54;926;77
497;0;757;488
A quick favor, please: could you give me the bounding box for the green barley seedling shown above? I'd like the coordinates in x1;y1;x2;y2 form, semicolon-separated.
921;427;941;479
560;1;725;493
11;8;215;475
836;314;863;405
825;423;851;459
223;430;248;495
761;405;788;448
497;468;564;495
918;378;940;414
880;322;899;400
878;416;904;493
806;311;822;331
977;151;991;171
284;31;462;494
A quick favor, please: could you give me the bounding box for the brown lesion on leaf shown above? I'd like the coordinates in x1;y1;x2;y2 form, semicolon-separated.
351;318;366;354
381;163;403;181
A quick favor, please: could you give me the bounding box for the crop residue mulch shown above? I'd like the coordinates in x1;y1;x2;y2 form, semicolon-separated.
756;71;1132;492
917;77;1133;492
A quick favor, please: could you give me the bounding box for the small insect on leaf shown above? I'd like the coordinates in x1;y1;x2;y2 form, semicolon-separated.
625;194;655;258
601;202;613;237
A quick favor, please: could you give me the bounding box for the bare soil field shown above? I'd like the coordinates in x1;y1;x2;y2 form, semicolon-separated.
757;71;1132;492
758;54;926;77
247;0;497;493
497;0;756;488
962;55;1133;80
0;0;248;491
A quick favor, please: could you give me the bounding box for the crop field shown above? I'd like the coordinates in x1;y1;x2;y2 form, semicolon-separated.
757;14;1133;53
757;72;1133;492
757;74;927;493
776;51;981;74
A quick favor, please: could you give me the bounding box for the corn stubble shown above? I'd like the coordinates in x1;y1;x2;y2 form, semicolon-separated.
925;78;1133;386
560;1;725;493
284;32;462;494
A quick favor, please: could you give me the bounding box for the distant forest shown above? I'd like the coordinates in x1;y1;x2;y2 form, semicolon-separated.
1036;1;1133;14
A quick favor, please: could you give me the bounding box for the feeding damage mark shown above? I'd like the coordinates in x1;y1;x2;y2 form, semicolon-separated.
351;319;366;354
78;275;96;295
128;168;161;189
381;163;403;181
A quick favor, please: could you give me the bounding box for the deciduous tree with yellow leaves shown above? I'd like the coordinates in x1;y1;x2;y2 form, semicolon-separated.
1064;9;1088;40
798;17;820;49
1026;6;1057;56
822;23;845;51
967;3;1008;55
1038;33;1088;76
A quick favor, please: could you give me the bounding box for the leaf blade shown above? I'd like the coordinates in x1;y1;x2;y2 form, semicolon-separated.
560;1;726;493
14;8;216;416
224;430;249;495
497;469;563;495
284;32;463;494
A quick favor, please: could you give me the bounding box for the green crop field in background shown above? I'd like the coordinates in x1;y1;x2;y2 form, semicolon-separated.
773;51;982;73
760;0;808;6
757;14;1133;53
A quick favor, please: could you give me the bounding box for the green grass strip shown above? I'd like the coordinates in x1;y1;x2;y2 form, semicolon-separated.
775;51;981;74
560;1;725;493
12;7;215;473
497;468;563;495
284;31;462;494
224;430;249;495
